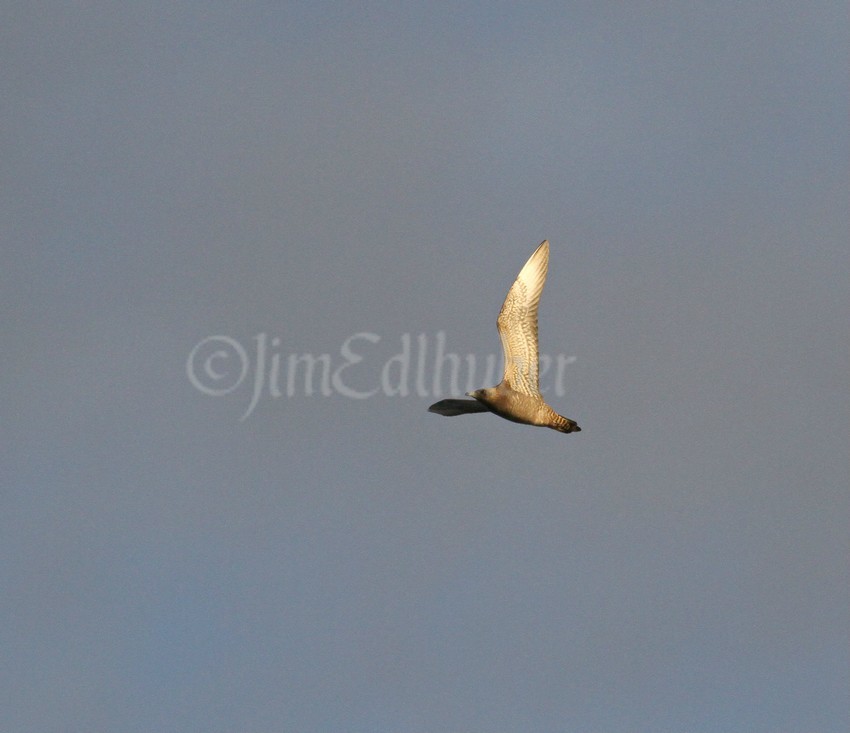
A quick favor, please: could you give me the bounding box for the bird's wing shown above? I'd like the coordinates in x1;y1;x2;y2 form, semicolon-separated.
428;399;490;416
496;240;549;396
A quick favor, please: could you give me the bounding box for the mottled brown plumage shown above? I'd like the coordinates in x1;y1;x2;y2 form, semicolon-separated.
428;240;581;433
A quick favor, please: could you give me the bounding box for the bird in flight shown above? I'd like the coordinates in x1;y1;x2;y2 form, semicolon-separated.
428;240;581;433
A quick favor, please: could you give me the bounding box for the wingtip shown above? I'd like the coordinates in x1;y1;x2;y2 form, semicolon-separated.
533;240;550;264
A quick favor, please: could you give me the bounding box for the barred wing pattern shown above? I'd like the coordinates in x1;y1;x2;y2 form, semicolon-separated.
496;240;549;397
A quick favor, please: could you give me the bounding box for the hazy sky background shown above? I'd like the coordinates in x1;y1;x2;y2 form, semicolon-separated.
2;2;847;731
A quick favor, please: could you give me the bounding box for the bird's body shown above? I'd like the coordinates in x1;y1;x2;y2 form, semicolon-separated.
428;240;581;433
466;385;579;433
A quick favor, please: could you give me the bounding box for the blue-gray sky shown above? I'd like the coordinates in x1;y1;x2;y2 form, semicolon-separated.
2;3;848;731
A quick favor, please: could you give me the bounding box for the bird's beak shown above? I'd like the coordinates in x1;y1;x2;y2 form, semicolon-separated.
465;391;474;398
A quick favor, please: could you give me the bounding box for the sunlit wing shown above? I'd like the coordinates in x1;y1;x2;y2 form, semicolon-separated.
496;240;548;396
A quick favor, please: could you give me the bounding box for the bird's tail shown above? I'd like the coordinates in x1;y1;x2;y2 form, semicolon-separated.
551;414;581;433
